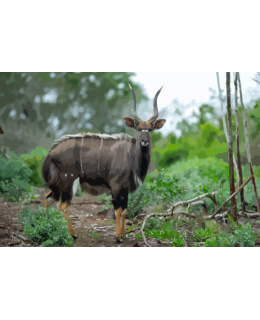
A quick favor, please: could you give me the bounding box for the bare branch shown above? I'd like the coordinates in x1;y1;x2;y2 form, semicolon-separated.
211;174;253;219
234;72;245;211
237;72;260;212
250;78;260;85
216;72;239;184
226;72;237;221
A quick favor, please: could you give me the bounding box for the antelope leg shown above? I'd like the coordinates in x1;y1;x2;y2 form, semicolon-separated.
115;208;123;242
120;209;128;238
45;191;55;213
59;202;76;238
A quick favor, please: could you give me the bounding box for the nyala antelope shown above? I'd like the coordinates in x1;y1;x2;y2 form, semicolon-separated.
41;85;166;243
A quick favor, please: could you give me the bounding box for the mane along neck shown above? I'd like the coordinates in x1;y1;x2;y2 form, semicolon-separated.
134;141;151;182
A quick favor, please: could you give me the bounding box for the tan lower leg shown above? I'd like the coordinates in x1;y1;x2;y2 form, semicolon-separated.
45;191;54;213
115;208;122;240
59;202;76;237
120;209;127;238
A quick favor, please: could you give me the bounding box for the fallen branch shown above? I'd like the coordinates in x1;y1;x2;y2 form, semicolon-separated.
237;211;260;219
141;191;219;247
211;174;253;219
170;191;219;215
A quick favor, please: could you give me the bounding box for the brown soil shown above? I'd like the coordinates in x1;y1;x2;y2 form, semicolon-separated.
0;187;171;247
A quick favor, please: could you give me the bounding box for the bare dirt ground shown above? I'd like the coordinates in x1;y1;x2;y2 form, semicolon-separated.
0;187;171;247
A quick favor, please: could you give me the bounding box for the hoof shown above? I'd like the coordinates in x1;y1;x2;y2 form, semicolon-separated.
72;235;77;240
116;237;123;244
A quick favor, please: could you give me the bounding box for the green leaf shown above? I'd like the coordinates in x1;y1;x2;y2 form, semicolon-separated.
91;233;103;238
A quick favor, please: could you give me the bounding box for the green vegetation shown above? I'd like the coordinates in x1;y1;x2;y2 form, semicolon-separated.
18;206;73;247
20;146;49;187
137;221;185;247
137;216;258;247
197;217;258;247
0;147;32;202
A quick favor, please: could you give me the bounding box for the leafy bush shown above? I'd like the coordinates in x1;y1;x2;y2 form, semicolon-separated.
128;183;160;219
148;169;182;203
202;219;258;247
20;146;49;187
0;178;31;202
18;206;73;247
0;147;32;201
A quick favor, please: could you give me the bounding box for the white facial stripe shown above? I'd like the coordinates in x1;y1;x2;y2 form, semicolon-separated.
142;130;148;132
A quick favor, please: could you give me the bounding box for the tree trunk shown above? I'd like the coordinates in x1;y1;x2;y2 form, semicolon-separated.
234;72;245;211
226;72;237;221
237;72;260;212
216;72;239;184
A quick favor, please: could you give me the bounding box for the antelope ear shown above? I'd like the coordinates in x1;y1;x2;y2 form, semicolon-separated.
123;117;136;128
153;119;166;130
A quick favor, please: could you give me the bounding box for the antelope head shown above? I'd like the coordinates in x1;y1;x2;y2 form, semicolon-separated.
123;85;166;147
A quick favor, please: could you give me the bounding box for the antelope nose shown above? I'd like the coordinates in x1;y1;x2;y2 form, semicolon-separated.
141;141;149;147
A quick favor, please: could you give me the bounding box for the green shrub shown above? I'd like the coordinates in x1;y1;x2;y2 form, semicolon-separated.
128;183;160;219
18;206;73;247
20;146;49;187
137;221;185;247
0;147;32;201
148;169;182;203
203;220;258;247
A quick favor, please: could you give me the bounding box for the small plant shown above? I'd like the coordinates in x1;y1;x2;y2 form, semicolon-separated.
97;193;113;211
21;185;40;204
137;221;185;247
203;219;258;247
18;206;73;247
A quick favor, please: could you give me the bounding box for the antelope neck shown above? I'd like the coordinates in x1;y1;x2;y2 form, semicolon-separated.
133;138;151;182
